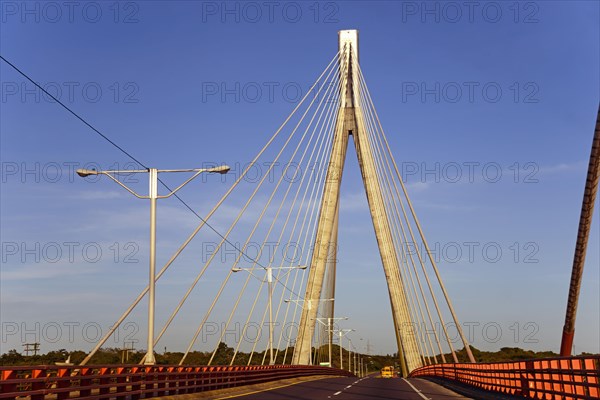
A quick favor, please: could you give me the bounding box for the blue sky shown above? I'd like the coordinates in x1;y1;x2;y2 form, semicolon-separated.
1;1;599;358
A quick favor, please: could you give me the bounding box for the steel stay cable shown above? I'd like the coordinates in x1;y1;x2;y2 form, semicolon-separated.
228;59;343;362
269;72;342;361
1;54;292;304
180;57;342;364
356;65;455;362
361;100;426;365
279;94;340;364
229;68;342;365
348;52;420;370
0;51;341;365
356;71;435;364
205;58;344;365
358;83;432;366
292;44;352;363
142;51;343;365
357;64;475;363
280;78;342;363
356;65;446;363
302;45;352;363
243;74;343;365
355;60;425;370
266;91;341;365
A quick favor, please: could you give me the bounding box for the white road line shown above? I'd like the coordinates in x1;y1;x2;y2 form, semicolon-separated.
402;378;430;400
333;391;342;396
345;385;352;389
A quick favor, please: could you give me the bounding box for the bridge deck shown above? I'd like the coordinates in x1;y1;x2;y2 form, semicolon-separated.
191;375;474;400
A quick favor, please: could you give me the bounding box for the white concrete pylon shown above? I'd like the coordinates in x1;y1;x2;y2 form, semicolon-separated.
292;30;423;374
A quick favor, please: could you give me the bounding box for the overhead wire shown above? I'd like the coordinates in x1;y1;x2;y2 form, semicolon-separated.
4;44;476;366
1;52;349;365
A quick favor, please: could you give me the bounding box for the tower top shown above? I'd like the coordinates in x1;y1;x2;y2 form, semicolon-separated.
338;30;359;61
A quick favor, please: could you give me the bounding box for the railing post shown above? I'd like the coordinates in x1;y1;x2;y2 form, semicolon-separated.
1;368;19;400
585;358;600;397
130;366;142;400
29;368;46;400
520;361;535;397
78;367;92;398
55;367;70;400
156;366;167;396
145;366;157;398
115;367;127;400
98;367;110;397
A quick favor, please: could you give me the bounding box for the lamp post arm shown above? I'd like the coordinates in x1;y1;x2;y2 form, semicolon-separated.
232;267;266;282
158;169;206;199
102;172;147;198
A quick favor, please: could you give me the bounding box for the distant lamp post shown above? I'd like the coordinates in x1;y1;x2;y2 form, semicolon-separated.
335;328;355;370
77;165;230;365
232;264;306;365
316;316;348;368
348;338;353;373
285;298;334;365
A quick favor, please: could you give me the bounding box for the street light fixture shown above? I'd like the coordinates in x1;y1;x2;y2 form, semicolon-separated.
284;298;335;310
284;298;334;365
232;264;306;365
76;165;230;365
315;316;348;368
335;328;355;370
347;338;351;372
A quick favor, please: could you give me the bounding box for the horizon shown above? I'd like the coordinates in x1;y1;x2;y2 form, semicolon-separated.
1;1;599;359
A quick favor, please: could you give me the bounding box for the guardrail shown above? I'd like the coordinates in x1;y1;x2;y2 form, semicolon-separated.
0;364;354;400
409;355;600;399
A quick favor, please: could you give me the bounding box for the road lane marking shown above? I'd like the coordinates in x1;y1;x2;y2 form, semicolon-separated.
402;378;430;400
333;391;342;396
213;375;334;399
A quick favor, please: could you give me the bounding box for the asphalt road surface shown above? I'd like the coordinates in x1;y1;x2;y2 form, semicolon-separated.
212;375;474;399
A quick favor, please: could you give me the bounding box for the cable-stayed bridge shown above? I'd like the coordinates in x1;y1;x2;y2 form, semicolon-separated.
1;30;599;400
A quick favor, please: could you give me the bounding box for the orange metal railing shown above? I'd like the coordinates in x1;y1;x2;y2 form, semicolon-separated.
409;355;600;399
0;364;354;400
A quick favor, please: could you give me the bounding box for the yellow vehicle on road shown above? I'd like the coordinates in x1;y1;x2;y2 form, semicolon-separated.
380;366;395;378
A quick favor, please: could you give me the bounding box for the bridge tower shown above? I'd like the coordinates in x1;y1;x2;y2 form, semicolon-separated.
292;30;422;374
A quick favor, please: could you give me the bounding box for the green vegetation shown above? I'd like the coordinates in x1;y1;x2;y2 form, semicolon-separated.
1;344;593;368
0;343;295;366
447;346;560;363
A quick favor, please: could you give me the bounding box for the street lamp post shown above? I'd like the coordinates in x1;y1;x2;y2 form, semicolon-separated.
316;316;348;368
285;298;334;365
348;338;352;373
335;329;354;370
77;165;230;365
233;265;306;365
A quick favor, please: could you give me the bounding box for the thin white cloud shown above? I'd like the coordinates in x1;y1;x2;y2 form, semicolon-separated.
539;161;587;174
340;191;367;212
1;262;100;282
72;190;125;200
405;181;430;193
